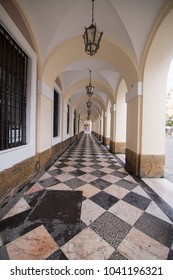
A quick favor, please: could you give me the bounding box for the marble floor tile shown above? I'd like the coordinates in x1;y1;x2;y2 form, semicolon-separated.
90;170;107;178
64;178;86;189
61;228;114;260
134;212;173;247
64;161;77;166
117;228;169;260
122;192;151;210
39;172;52;180
0;246;9;260
146;201;173;224
47;249;68;260
48;169;65;176
81;199;105;225
1;198;30;221
80;166;95;173
100;167;114;174
110;171;127;179
26;182;44;195
91;178;112;190
47;183;72;191
82;161;95;166
101;174;120;184
104;184;130;199
109;250;127;260
76;184;101;198
116;179;138;191
90;191;119;210
53;160;62;165
6;225;59;260
109;200;143;226
132;185;150;198
48;165;59;170
69;170;86;177
115;154;125;163
24;190;45;208
90;164;103;169
39;177;61;188
142;178;173;209
124;175;138;183
118;167;128;174
61;166;77;172
55;173;75;182
99;162;111;167
90;211;131;248
78;173;98;183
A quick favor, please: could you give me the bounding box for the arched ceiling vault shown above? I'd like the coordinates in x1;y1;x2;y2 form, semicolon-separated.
9;0;172;121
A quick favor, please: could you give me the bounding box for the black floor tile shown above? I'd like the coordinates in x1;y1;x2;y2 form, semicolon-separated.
45;221;86;247
90;170;107;178
27;190;82;223
122;192;151;210
0;210;36;245
90;164;103;169
111;170;127;178
73;164;87;169
0;246;9;260
109;250;127;260
90;211;131;248
91;178;112;190
69;170;86;177
64;178;86;189
55;163;69;167
167;249;173;260
134;212;173;248
46;249;68;260
116;179;138;191
39;177;61;188
90;191;119;210
107;164;121;171
24;190;45;207
48;169;65;176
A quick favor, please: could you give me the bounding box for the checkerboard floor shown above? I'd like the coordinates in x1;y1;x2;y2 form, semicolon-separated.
0;133;173;260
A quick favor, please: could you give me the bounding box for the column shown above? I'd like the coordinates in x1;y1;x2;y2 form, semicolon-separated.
109;104;117;153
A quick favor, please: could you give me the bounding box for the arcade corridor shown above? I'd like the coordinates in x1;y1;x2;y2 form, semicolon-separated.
0;133;173;260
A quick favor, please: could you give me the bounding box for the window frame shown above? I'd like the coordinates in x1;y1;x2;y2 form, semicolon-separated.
0;7;37;172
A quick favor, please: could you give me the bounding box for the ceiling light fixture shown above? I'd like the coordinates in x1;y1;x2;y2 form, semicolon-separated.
83;0;103;56
86;70;94;98
86;98;92;108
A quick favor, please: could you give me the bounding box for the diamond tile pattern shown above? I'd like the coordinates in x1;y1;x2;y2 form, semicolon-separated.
0;133;173;260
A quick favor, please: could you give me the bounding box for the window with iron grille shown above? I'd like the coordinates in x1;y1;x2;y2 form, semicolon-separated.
0;24;28;151
67;104;70;134
74;109;76;135
53;89;60;137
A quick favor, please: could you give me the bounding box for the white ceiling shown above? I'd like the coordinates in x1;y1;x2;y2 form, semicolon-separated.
16;0;166;118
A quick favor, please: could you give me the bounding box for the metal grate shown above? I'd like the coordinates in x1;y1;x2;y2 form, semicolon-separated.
53;90;60;137
67;104;70;134
0;24;28;151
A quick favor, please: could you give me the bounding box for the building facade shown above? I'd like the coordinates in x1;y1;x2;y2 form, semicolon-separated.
0;0;173;205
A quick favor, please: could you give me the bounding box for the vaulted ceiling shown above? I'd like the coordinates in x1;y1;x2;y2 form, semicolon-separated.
14;0;170;120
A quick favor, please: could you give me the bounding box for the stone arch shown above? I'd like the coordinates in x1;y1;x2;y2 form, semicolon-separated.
42;36;139;89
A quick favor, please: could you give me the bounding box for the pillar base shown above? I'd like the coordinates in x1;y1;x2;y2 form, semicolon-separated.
125;148;165;177
103;137;110;146
110;141;126;153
